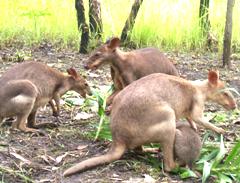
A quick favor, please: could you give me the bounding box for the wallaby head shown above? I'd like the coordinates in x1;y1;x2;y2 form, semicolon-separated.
67;68;91;98
205;71;237;110
84;37;120;70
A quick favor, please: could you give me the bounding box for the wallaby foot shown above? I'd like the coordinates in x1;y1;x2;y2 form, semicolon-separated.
164;160;176;172
12;124;45;135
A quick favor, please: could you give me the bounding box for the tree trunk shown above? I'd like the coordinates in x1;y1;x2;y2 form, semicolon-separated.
199;0;210;35
75;0;89;53
120;0;143;43
223;0;235;68
89;0;102;39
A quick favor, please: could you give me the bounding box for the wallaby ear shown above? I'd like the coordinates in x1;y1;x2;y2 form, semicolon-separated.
107;37;120;49
208;70;219;85
67;68;78;79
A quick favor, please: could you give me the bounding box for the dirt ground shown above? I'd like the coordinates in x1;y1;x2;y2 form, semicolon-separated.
0;44;239;183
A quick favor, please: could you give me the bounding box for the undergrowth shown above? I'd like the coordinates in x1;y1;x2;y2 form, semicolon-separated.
0;0;240;52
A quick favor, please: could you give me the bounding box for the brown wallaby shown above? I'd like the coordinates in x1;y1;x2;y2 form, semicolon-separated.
63;70;237;176
84;37;179;107
174;122;202;168
0;61;91;133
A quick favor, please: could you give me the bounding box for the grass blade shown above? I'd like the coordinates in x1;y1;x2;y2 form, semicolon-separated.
212;135;226;168
224;141;240;165
202;161;212;183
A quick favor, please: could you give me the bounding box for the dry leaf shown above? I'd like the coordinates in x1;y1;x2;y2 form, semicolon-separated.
55;152;68;164
10;152;31;165
74;112;94;120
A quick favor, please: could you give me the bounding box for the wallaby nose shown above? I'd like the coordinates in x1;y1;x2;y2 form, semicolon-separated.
84;64;89;70
232;103;237;109
88;89;93;96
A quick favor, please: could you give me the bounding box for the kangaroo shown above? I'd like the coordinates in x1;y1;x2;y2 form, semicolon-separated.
63;70;237;176
174;122;202;168
0;61;91;133
84;37;179;107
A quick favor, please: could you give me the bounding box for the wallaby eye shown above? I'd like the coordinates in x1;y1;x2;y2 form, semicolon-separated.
223;92;229;97
85;83;88;86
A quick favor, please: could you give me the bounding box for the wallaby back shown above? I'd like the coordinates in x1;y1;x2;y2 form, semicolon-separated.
85;37;178;81
175;122;201;168
0;62;91;99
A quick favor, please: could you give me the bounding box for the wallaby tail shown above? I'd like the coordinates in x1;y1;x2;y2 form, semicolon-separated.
63;142;126;177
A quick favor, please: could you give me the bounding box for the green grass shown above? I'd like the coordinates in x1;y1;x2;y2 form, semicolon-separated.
0;0;240;51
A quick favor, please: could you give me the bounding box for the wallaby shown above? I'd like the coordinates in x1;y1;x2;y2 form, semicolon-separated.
84;37;179;107
63;70;237;176
174;122;202;168
0;61;91;133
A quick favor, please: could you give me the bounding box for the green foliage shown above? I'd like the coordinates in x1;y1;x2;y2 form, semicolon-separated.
196;136;240;183
0;165;34;183
87;85;113;140
0;0;240;51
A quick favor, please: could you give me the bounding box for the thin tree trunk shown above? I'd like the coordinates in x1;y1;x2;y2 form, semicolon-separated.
120;0;143;43
75;0;89;54
89;0;102;39
223;0;235;68
199;0;210;35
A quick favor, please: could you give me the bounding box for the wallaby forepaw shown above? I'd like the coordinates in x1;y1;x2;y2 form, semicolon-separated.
216;128;225;134
190;123;198;132
105;106;112;116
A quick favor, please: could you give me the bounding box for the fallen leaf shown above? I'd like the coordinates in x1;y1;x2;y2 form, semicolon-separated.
10;152;31;165
88;72;100;78
143;174;156;183
77;144;88;150
74;112;94;120
36;178;55;183
56;152;68;164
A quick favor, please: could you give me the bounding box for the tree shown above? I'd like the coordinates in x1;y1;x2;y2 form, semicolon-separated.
199;0;210;35
223;0;235;68
75;0;89;53
89;0;102;39
120;0;143;43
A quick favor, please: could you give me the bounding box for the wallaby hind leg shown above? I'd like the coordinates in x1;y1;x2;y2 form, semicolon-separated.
16;114;41;133
154;107;176;171
162;140;176;171
161;122;176;171
11;98;41;133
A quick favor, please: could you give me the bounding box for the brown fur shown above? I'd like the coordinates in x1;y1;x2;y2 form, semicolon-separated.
63;71;237;177
84;37;179;106
174;122;201;168
0;61;91;133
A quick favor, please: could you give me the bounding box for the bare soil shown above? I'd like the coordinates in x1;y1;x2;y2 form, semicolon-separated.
0;44;239;183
